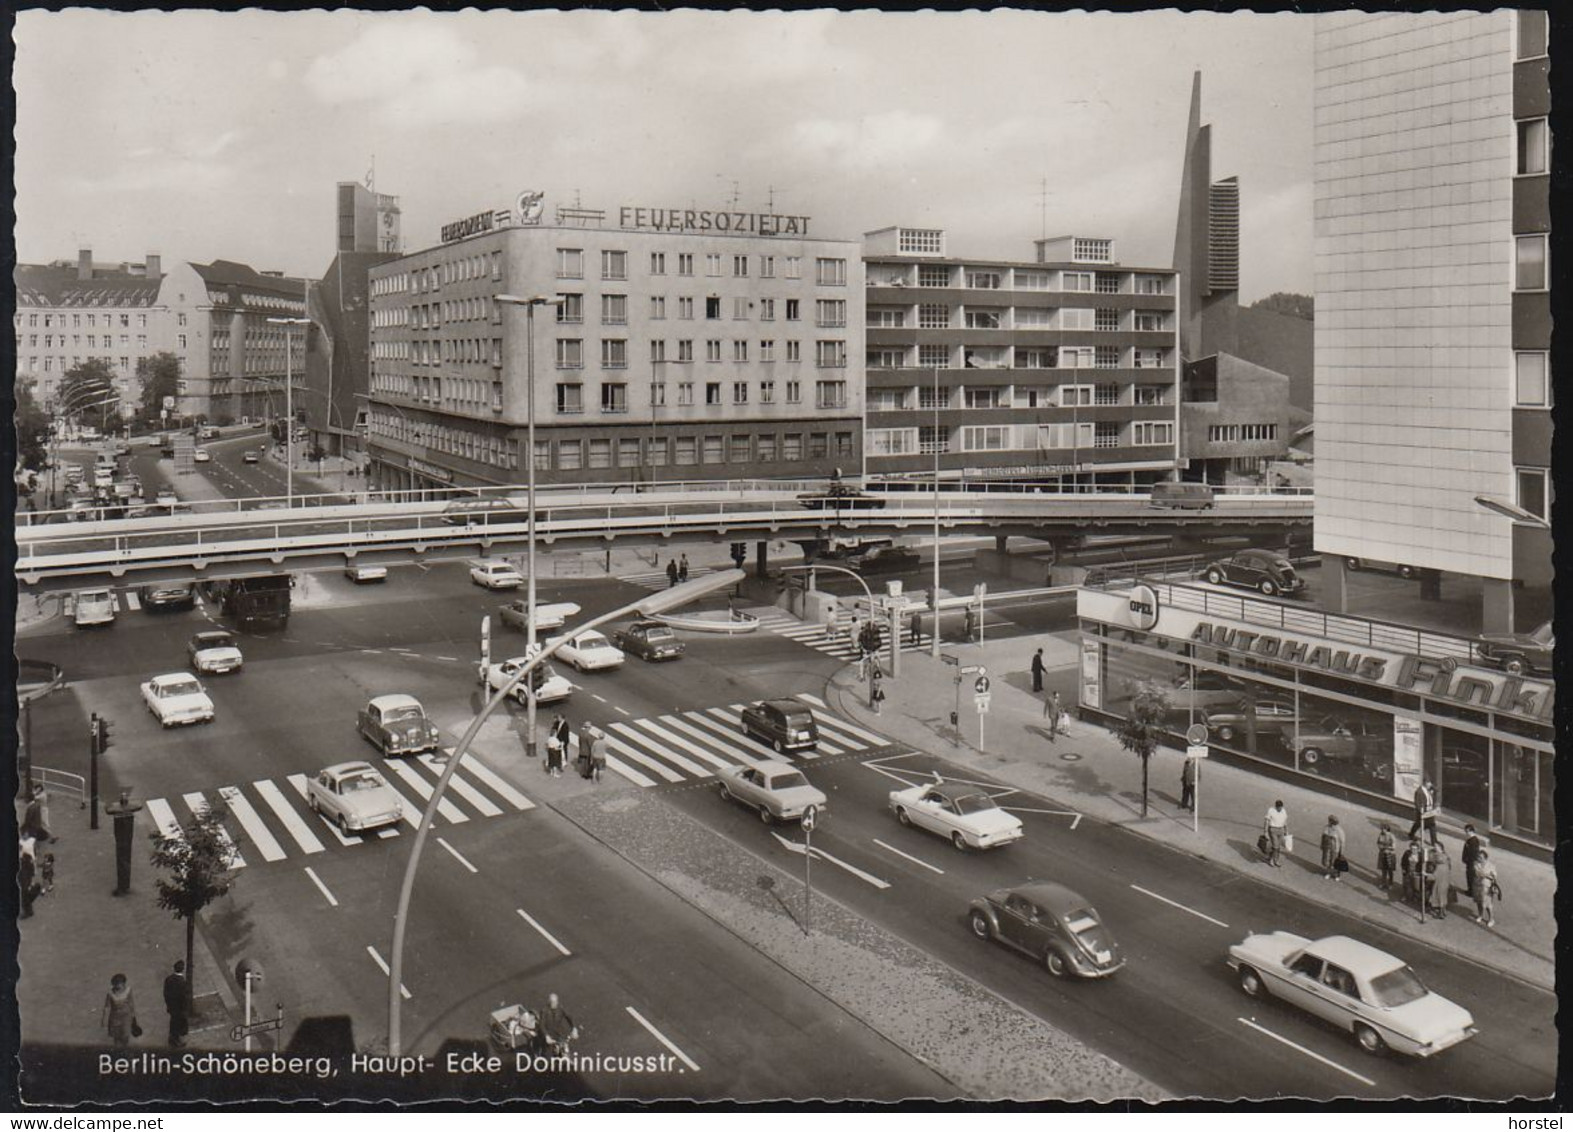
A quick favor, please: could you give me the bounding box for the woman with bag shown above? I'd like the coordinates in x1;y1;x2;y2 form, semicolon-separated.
869;669;886;715
102;973;139;1048
1472;849;1499;926
1320;814;1346;881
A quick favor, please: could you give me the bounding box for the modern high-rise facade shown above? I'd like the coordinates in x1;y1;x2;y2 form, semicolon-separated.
1313;10;1551;634
337;181;402;255
861;227;1180;487
366;196;862;490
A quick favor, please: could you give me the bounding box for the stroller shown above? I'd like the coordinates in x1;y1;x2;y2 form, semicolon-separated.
488;1003;539;1054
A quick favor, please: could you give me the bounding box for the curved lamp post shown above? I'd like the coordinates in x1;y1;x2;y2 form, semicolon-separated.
387;567;744;1056
778;562;895;676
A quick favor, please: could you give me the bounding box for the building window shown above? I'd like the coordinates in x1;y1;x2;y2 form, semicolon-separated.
1093;383;1120;405
650;339;667;363
706;339;722;363
1133;384;1168;406
1017;347;1056;368
652;381;667;407
814;258;846;287
866;428;918;456
1062;271;1093;292
675;437;698;466
703;435;724;464
601;339;627;369
650;296;666;320
918;344;948;369
678;340;694;363
760;340;775;363
918;304;950;329
619;438;641;467
1059;384;1093;406
783;433;803;460
1073;238;1112;263
1094;346;1122;369
899;229;943;254
786;341;801;364
556;339;583;369
815;380;847;409
678;382;694;405
1093;422;1121;448
758;434;777;461
1059;307;1094;331
649;437;668;466
602;295;628;325
1133;348;1168;369
1135;274;1169;295
1518;9;1548;58
760;298;775;321
705;254;723;277
964;309;1002;330
1517;467;1548;521
1095;273;1121;294
679;297;694;320
1516;351;1549;406
1132;421;1174;446
963;388;1004;409
587;439;612;469
557;249;583;279
706;297;722;320
733;381;749;404
733;297;750;320
917;264;951;287
1516;234;1548;290
809;433;829;459
965;270;1001;290
175;334;185;349
785;379;802;404
558;440;583;470
1133;311;1166;332
678;253;694;277
601;383;628;413
650;252;666;275
867;308;905;328
1095;309;1120;332
733;341;749;362
556;384;584;414
918;386;950;410
601;250;627;280
868;348;907;368
785;299;800;322
557;294;583;324
706;382;722;406
732;255;749;277
1518;118;1548;176
730;434;750;462
760;256;775;278
961;425;1010;452
816;299;847;327
815;340;846;369
760;379;775;403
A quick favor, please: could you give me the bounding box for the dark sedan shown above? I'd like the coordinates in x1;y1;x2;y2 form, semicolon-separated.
611;619;685;662
1202;550;1306;597
797;480;886;511
1476;621;1553;676
969;882;1124;979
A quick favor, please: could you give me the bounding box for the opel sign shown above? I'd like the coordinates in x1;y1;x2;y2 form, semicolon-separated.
1128;584;1160;632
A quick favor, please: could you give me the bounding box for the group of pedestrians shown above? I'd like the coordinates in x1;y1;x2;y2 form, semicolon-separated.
18;785;56;920
664;554;690;588
1029;650;1068;743
541;712;606;781
101;960;189;1050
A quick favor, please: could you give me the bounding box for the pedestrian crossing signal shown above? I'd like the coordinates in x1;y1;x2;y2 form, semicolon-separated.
93;716;112;754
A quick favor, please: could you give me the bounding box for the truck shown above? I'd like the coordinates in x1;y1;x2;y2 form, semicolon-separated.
209;573;292;628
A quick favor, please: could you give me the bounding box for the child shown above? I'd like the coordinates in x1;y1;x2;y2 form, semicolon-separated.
39;852;55;895
1376;823;1397;890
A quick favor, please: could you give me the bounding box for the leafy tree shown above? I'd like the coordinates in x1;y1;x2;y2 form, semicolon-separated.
1114;681;1172;819
1248;292;1314;321
151;805;238;1011
12;377;51;472
136;352;182;425
59;357;119;422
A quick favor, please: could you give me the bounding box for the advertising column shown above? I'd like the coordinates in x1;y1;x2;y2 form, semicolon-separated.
1391;715;1423;801
1080;638;1102;711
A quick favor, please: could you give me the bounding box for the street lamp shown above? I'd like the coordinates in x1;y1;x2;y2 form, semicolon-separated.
1474;494;1550;530
387;568;745;1056
496;293;563;764
931;363;942;657
779;562;897;677
266;316;310;503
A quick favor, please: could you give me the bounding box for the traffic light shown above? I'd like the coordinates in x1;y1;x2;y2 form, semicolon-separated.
730;542;747;568
94;715;112;754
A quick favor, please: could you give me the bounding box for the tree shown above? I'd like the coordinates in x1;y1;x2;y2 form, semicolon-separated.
12;376;51;473
136;352;182;425
1114;681;1173;819
59;357;119;422
151;805;238;1011
1248;292;1314;321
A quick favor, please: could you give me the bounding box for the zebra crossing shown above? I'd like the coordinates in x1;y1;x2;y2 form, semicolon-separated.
64;589;149;614
747;607;931;662
619;565;721;593
588;692;893;789
141;749;535;868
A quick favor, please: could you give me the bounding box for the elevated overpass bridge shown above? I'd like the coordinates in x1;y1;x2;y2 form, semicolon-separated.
15;479;1312;593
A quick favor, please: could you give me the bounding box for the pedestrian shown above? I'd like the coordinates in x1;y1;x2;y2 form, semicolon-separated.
1426;839;1452;919
1030;648;1045;693
1263;800;1289;867
964;606;977;641
576;723;595;780
1047;691;1063;741
102;974;140;1049
859;619;881;680
1460;823;1482;900
1376;822;1397;890
544;714;565;776
678;554;689;583
869;668;885;715
666;558;678;588
1401;838;1425;907
1319;814;1346;881
39;852;55;896
21;784;53;843
1409;778;1438;844
163;960;190;1048
589;731;608;784
1472;849;1499;926
18;848;39;920
1179;756;1196;811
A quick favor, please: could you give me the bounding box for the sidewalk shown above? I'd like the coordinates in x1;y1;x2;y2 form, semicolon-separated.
825;632;1555;992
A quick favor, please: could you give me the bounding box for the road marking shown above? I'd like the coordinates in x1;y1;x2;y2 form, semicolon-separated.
771;831;891;890
366;946;411;999
613;720;716;777
795;696;889;747
1237;1017;1376;1088
613;705;631;717
124;590;141;611
303;867;338;907
516;909;572;957
590;693;607;704
218;787;287;862
656;715;765;770
1005;806;1084;830
254;780;325;855
872;838;945;874
625;1007;700;1073
144;797;185;842
417;754;503;817
383;760;469;824
457;753;535;811
603;754;656;787
183;792;247;869
434;655;458;662
1130;884;1229;928
437;837;478;873
603;735;685;783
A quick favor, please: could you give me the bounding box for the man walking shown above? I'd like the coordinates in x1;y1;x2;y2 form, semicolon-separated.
1045;690;1063;742
665;558;679;588
1460;823;1482;900
1263;800;1289;867
1030;648;1045;693
678;554;690;583
1179;757;1196;811
1409;779;1438;844
163;960;189;1048
21;785;53;844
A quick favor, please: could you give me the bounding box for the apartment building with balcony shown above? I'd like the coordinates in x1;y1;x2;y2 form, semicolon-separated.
861;227;1180;487
366;199;862;489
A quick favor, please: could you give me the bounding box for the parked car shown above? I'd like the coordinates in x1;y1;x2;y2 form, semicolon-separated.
739;698;819;754
307;762;404;835
1166;668;1250;723
1475;620;1553;677
888;777;1024;851
1205;696;1299;745
797;478;886;511
1202;549;1306;597
1148;481;1216;510
138;582;197;611
498;599;580;633
717;760;827;824
480;656;574;705
548;630;625;672
344;563;388;584
1294;715;1390;771
140;672;215;728
611;620;685;662
469;559;525;589
73;588;116;628
1342;556;1420;579
188;630;243;675
1227;932;1476;1057
356;694;442;757
969;882;1124;979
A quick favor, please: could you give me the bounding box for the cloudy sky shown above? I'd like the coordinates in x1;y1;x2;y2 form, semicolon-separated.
15;10;1313;300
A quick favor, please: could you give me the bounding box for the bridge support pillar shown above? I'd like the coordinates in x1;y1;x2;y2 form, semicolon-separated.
1480;577;1513;635
755;540;768;577
994;535;1009;554
1321;554;1351;613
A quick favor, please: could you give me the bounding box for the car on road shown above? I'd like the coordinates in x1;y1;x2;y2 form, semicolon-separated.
140;672;216;728
1342;556;1422;579
444;498;528;526
611;620;685;662
356;694;442;757
1227;932;1476;1057
717;760;827;824
1205;696;1299;746
739;699;819;754
498;599;580;633
344;563;388;584
138;582;197;611
73;588;116;628
192;448;212;464
480;656;574;705
469;559;525;589
845;541;921;573
199;426;219;440
797;479;886;511
188;630;243;675
243;450;260;465
547;630;626;672
1201;550;1306;597
1148;481;1216;510
307;761;404;835
1475;620;1553;677
1294;715;1390;773
889;778;1024;851
969;882;1125;979
155;489;178;506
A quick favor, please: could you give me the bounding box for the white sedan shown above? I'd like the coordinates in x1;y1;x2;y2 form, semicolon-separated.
547;630;625;672
141;673;216;728
717;761;827;824
188;630;244;675
470;559;524;589
888;778;1024;851
498;599;580;633
192;448;212;464
480;656;574;705
307;761;404;835
345;563;388;584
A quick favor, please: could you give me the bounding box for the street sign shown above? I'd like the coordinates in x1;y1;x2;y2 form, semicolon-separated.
975;692;992;713
230;1016;284;1041
1185;723;1209;746
941;654;959;667
1187;744;1210;760
162;395;175;410
974;675;991;694
801;804;818;833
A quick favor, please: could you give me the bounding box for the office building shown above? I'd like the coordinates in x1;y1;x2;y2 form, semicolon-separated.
861;227;1180;488
366;194;862;490
338;180;402;254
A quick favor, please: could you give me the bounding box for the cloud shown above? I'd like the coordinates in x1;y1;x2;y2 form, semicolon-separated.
783;110;946;171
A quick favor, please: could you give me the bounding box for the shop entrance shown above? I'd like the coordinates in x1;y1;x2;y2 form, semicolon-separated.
1427;724;1490;828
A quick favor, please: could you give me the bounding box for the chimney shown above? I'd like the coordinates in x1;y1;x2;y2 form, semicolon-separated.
77;248;92;281
146;253;161;279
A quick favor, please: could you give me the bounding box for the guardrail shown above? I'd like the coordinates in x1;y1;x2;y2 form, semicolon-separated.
32;768;87;808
